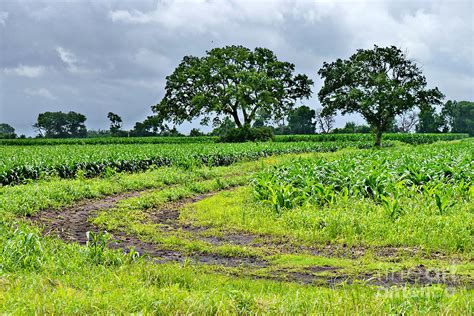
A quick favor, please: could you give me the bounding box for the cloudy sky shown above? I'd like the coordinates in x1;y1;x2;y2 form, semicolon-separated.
1;0;473;136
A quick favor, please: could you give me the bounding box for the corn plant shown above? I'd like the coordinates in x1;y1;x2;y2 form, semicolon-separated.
251;139;473;214
0;227;44;272
0;141;380;185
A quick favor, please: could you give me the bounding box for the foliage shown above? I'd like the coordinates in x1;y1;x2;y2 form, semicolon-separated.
189;128;205;137
84;230;132;265
159;126;184;137
219;127;274;142
0;135;217;146
0;123;17;139
0;142;472;313
441;100;474;135
332;122;372;134
0;141;380;185
86;129;111;138
252;140;472;213
0;133;468;146
153;45;313;129
131;116;163;137
286;106;316;134
416;106;444;133
0;226;44;272
318;45;444;146
210;117;237;137
107;112;123;136
33;111;87;138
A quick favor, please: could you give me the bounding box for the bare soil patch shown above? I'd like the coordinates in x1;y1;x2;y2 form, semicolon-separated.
27;190;268;268
27;191;141;243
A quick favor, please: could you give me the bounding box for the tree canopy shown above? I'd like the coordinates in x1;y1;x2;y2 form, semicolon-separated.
107;112;123;135
318;45;444;146
0;123;16;139
441;100;473;135
152;45;313;129
416;106;443;133
416;100;473;135
333;122;372;134
287;106;316;134
33;111;87;138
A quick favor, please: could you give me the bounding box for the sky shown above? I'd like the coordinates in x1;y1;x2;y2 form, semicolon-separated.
0;0;473;136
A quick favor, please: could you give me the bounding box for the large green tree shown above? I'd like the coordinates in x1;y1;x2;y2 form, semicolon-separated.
318;45;444;146
287;106;316;134
33;111;87;138
152;45;313;129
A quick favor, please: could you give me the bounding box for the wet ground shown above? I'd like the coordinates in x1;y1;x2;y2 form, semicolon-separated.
27;188;472;288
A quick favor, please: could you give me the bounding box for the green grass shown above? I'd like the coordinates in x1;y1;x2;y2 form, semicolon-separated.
2;260;472;314
0;140;472;314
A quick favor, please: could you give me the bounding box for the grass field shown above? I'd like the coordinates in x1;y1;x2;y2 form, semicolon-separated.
0;136;472;314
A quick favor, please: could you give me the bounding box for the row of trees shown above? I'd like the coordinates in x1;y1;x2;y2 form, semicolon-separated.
2;97;471;139
417;100;473;134
2;45;472;143
152;45;448;146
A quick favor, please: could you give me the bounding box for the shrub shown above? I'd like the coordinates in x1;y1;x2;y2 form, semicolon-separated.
219;127;274;143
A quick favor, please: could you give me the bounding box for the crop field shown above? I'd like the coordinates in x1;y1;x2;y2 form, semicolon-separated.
1;141;382;185
0;136;472;314
0;132;468;146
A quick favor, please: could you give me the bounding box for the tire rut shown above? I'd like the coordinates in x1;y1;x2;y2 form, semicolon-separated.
26;188;472;288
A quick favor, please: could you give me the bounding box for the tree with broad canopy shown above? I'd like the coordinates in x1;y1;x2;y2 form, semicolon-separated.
318;45;444;146
152;45;313;130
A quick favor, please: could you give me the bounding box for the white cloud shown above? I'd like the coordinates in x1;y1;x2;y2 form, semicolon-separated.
24;88;57;100
0;11;8;26
56;46;80;73
4;65;45;78
109;0;295;33
56;46;99;74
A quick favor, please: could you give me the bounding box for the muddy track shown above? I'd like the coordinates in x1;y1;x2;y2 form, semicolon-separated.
147;198;464;262
246;265;469;288
27;189;472;288
27;191;141;242
27;189;267;268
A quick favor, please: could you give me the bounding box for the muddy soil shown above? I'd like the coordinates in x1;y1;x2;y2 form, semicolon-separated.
27;190;267;268
28;191;141;243
247;264;471;288
27;189;472;288
146;198;465;262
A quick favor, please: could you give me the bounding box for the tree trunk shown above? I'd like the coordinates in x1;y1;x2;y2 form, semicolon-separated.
374;130;383;147
231;109;242;128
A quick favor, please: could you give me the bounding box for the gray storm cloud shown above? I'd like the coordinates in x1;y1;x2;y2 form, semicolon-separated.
0;0;473;136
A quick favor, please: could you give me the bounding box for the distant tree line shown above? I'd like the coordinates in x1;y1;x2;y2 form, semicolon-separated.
2;99;470;140
416;100;473;135
2;45;473;143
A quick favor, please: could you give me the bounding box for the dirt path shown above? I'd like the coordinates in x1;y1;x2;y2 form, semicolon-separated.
146;197;463;262
27;189;472;288
28;191;141;243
